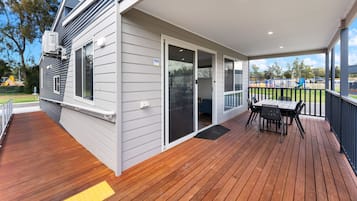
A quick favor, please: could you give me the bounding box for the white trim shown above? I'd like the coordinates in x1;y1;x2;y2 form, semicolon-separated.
119;0;142;14
50;0;66;31
62;0;97;27
53;75;60;94
162;35;218;150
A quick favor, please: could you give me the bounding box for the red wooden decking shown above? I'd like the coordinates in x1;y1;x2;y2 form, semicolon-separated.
0;111;356;200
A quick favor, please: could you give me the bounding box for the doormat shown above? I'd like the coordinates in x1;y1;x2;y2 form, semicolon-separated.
195;125;230;140
64;181;115;201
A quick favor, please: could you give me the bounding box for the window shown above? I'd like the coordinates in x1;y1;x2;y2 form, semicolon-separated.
40;67;43;89
53;75;60;94
75;41;93;101
224;57;243;111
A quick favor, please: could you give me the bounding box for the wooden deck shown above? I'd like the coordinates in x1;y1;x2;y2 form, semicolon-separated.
1;111;357;200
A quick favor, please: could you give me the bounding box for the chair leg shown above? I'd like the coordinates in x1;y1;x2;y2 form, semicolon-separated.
246;112;253;127
296;116;305;133
294;118;304;139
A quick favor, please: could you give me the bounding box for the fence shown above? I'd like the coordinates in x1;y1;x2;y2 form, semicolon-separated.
326;90;357;174
0;100;13;148
248;87;325;117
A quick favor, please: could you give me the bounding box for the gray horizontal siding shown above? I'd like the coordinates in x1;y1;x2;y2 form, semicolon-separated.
121;9;248;170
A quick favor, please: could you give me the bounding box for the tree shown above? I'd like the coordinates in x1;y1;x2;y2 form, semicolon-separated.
271;62;282;78
0;0;59;77
0;59;12;78
283;63;292;79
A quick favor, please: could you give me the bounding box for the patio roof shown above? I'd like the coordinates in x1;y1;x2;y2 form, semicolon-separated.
134;0;356;57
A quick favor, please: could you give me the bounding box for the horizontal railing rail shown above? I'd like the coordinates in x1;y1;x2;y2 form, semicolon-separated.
248;87;325;117
326;89;357;174
0;100;13;148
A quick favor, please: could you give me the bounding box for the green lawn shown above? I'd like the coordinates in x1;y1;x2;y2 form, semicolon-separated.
0;93;39;104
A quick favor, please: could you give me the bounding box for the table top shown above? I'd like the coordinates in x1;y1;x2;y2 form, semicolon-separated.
253;99;298;111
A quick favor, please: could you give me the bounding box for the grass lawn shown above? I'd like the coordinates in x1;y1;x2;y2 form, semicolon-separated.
0;93;39;104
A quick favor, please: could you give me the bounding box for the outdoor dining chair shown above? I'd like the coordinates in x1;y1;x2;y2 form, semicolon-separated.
259;104;286;143
245;98;260;127
290;101;305;138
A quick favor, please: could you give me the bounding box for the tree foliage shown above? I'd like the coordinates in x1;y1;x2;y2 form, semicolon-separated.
0;59;12;77
250;57;324;81
0;0;59;70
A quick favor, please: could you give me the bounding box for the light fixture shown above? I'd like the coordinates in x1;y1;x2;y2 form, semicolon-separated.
96;37;106;48
279;46;284;49
268;31;274;35
179;49;184;52
181;58;185;61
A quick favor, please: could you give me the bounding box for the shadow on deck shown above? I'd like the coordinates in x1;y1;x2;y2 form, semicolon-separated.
0;111;356;200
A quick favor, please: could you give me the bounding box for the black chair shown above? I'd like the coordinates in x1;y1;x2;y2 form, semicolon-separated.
259;104;286;142
279;96;292;101
290;101;305;138
245;98;260;127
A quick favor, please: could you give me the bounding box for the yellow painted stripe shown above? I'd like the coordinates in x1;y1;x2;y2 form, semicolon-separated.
64;181;115;201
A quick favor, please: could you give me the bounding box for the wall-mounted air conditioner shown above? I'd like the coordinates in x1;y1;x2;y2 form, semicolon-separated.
42;30;67;60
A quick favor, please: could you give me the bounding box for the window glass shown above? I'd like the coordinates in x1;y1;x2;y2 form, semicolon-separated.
53;75;60;94
75;49;82;97
234;61;243;91
83;42;93;100
224;58;234;92
75;41;93;101
224;57;243;111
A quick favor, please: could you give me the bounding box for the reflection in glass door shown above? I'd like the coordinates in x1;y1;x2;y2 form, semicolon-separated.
198;50;213;130
168;45;195;143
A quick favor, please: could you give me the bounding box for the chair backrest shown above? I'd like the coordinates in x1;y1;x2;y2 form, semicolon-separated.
294;100;303;113
279;96;292;101
297;102;305;114
252;96;258;103
261;104;281;121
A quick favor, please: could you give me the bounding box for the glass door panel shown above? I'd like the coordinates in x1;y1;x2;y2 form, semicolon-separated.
168;45;195;143
197;50;213;130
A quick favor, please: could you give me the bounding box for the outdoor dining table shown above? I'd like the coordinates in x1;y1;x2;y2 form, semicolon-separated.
253;99;299;135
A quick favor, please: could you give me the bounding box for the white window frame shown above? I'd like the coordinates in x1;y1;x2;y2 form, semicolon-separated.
223;55;244;112
73;40;94;104
53;75;60;94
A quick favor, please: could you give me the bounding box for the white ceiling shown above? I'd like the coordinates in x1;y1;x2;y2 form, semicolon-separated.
135;0;356;57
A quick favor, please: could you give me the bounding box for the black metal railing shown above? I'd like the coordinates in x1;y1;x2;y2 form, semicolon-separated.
248;87;325;117
326;90;357;174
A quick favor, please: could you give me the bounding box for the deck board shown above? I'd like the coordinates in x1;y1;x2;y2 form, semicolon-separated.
0;111;356;201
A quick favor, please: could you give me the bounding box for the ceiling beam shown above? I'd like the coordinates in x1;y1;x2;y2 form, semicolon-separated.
248;48;327;60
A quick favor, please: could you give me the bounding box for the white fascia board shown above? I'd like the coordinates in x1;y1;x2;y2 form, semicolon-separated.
119;0;142;14
62;0;97;27
51;0;66;31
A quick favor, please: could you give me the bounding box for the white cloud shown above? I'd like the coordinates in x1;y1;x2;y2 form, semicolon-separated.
349;28;357;47
250;59;268;71
303;58;317;66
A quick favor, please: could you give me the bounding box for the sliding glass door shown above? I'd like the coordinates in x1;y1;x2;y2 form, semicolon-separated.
167;44;195;143
164;37;216;147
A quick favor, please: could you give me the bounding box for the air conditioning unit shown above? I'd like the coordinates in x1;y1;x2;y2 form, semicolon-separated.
42;31;59;54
